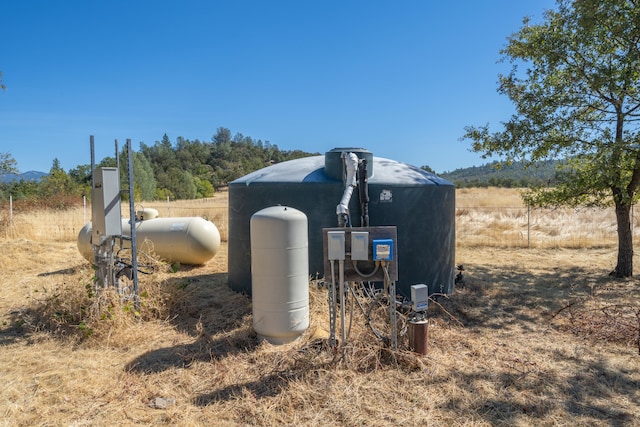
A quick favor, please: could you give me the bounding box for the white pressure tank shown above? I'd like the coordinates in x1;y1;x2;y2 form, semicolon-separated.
250;206;309;345
78;217;221;265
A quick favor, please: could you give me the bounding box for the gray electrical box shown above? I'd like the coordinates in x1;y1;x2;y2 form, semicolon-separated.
322;226;398;282
327;230;346;261
351;231;369;261
92;167;122;241
410;284;429;312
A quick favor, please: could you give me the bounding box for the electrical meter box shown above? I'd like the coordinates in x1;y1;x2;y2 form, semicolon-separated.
91;167;122;241
372;238;393;261
322;226;398;282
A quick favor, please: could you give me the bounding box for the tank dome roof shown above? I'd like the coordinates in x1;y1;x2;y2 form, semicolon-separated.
231;155;452;186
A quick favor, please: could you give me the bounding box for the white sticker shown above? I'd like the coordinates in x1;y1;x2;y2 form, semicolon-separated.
380;189;392;203
170;222;186;231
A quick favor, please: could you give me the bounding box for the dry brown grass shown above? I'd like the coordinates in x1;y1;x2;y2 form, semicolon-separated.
1;188;640;426
0;190;229;242
455;187;635;248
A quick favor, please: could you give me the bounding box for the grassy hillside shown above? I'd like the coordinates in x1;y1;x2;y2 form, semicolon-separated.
440;160;559;188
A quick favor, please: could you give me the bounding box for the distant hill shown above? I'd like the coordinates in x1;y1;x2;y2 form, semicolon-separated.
0;171;48;184
438;160;559;188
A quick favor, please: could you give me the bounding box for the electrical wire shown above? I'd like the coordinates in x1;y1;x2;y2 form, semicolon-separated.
346;282;355;341
351;260;379;278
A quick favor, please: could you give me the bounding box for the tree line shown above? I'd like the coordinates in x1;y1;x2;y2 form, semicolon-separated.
436;160;560;188
0;127;316;203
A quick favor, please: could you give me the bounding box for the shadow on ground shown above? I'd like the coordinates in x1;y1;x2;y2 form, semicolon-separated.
433;263;638;330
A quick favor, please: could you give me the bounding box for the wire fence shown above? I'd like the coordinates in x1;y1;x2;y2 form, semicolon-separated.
0;196;636;249
0;196;229;242
456;205;635;248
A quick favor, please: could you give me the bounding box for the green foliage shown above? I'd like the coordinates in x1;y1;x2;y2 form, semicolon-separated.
155;187;174;201
118;149;157;201
0;152;18;174
69;164;92;197
38;158;77;198
462;0;640;276
464;0;640;206
0;128;316;203
420;165;435;174
168;168;197;199
441;160;559;188
194;176;215;198
140;128;317;198
2;179;40;199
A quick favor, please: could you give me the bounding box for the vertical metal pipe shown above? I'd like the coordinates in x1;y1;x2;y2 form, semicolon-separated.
126;139;140;310
338;259;346;346
90;135;95;190
358;159;369;227
389;276;397;351
115;139;123;251
329;260;337;347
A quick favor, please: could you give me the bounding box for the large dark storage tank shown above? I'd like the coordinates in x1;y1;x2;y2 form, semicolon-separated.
228;148;455;298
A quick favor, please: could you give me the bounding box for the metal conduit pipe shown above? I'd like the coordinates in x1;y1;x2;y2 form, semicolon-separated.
336;152;359;226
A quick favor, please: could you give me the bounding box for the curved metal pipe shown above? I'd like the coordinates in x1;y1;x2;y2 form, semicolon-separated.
336;152;359;226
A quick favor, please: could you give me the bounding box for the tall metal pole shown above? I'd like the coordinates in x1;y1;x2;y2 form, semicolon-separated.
90;135;95;190
127;139;140;310
338;259;346;347
115;139;124;251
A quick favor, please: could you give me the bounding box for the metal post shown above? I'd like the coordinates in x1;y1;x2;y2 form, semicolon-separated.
127;139;140;310
329;260;337;347
83;195;86;224
338;259;346;347
90;135;95;190
527;203;531;248
389;276;397;351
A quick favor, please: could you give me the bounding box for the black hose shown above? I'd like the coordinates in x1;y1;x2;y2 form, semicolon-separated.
358;159;369;227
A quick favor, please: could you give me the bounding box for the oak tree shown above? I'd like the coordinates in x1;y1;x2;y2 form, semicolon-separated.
464;0;640;277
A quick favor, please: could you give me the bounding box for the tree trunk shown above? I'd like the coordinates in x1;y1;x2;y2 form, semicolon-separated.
613;200;634;277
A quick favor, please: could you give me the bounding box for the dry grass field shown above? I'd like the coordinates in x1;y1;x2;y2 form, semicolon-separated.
1;188;640;426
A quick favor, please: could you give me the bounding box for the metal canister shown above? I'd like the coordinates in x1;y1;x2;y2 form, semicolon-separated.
408;318;428;355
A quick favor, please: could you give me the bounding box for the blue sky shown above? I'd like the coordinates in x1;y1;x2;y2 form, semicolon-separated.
0;0;556;174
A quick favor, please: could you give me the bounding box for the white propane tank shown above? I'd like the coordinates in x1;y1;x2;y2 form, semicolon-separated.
77;217;221;265
136;208;159;220
250;206;309;345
